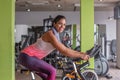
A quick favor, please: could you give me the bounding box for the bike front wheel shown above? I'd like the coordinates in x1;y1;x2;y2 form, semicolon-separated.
62;76;72;80
81;70;98;80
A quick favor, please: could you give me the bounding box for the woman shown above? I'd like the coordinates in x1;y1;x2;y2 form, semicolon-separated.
19;15;90;80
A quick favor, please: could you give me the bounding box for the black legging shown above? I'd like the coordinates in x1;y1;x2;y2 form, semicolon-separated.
19;53;56;80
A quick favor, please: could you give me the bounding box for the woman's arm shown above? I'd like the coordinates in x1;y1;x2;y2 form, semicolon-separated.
44;30;89;60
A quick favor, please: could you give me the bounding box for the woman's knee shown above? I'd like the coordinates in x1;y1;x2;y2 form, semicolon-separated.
51;67;56;74
47;68;56;80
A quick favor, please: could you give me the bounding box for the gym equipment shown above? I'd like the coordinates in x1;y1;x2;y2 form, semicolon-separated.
43;15;53;32
94;45;112;79
74;44;112;79
62;45;100;80
110;39;116;62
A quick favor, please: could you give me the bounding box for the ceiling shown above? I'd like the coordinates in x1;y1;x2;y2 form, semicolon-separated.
15;0;120;11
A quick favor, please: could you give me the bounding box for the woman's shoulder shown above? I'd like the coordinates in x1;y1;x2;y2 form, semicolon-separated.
41;30;54;41
45;29;54;36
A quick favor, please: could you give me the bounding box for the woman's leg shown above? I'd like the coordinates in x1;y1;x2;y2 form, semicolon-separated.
35;72;48;80
19;53;56;80
34;60;56;80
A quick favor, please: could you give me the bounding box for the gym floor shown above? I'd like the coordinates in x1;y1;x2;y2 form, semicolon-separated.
15;62;120;80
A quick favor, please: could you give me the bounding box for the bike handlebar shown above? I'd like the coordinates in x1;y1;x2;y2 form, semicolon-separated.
72;45;101;62
86;45;101;58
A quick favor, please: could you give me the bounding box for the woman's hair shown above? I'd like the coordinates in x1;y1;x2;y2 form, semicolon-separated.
52;15;66;24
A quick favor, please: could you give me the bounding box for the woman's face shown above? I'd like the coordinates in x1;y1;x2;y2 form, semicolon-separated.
53;18;66;33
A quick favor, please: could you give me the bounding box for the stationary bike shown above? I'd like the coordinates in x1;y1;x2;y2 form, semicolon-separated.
62;45;100;80
74;44;112;79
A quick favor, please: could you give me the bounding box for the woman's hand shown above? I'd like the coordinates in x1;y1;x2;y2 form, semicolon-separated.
81;53;90;60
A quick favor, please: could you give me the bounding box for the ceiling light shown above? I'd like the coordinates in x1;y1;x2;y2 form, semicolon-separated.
55;0;61;1
27;8;30;12
94;3;114;7
98;0;103;2
57;4;62;8
31;2;48;5
28;1;49;5
108;16;114;20
74;3;80;7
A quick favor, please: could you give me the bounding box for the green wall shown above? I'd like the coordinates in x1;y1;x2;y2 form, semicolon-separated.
0;0;15;80
72;24;77;49
80;0;94;68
